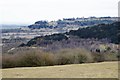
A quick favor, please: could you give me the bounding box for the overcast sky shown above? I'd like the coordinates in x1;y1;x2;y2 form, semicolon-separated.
0;0;119;24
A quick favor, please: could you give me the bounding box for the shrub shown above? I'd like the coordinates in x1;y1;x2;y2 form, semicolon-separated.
104;52;118;61
56;48;94;65
92;52;118;62
92;53;105;62
2;54;16;68
77;54;88;63
2;48;118;68
16;52;41;67
76;49;94;63
56;52;75;65
40;53;56;66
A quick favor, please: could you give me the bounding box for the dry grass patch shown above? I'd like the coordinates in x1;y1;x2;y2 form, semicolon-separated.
2;61;118;78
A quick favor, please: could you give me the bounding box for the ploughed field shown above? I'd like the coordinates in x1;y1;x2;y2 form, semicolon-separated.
2;61;118;78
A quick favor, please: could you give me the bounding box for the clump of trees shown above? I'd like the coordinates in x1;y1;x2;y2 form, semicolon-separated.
25;33;68;46
69;22;119;44
2;48;118;68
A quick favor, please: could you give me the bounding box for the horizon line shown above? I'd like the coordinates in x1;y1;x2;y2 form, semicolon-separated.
1;16;118;25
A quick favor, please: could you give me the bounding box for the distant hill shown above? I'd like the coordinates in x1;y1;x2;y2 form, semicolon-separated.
68;22;119;44
27;17;117;29
1;24;27;29
24;22;119;47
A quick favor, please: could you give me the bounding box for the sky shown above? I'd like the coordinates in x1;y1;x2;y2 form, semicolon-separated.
0;0;119;24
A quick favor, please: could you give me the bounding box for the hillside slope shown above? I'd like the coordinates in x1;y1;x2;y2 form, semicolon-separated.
24;22;119;47
68;22;119;44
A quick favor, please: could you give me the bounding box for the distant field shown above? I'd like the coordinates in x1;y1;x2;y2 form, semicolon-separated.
2;61;118;78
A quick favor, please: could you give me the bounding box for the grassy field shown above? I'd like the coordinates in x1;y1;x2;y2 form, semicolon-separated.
2;61;118;78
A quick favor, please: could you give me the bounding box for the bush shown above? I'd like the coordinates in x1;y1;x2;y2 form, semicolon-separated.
40;53;56;66
56;52;75;65
92;53;105;62
16;53;41;67
2;54;16;68
104;52;118;61
92;52;118;62
2;48;118;68
56;48;94;65
76;49;94;63
16;51;56;67
77;53;88;63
